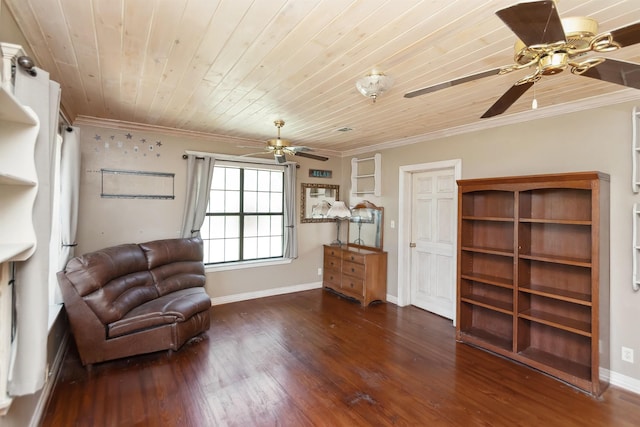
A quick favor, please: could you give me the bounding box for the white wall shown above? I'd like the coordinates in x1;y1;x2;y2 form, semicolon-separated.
347;100;640;383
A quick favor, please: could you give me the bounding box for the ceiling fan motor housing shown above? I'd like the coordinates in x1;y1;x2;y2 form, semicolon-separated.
514;16;599;66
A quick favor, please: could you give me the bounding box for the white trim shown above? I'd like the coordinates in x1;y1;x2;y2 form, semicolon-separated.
603;369;640;395
29;331;69;427
397;160;462;323
76;90;639;160
210;281;322;306
343;89;640;157
73;116;341;158
386;294;398;305
205;258;292;273
47;304;62;331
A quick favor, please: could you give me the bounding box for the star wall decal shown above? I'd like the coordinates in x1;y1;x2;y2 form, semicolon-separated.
125;133;133;139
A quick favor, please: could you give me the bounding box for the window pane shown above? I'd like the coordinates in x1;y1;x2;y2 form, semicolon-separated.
245;169;257;191
257;236;270;257
225;238;240;261
257;170;270;191
270;192;282;213
201;216;210;238
243;237;257;259
202;238;210;262
244;215;258;237
209;190;225;212
244;191;257;213
226;168;240;190
226;190;240;212
211;167;225;190
257;192;270;212
225;216;239;238
257;216;271;236
271;216;283;235
210;216;225;238
209;239;225;263
271;236;283;257
271;171;283;192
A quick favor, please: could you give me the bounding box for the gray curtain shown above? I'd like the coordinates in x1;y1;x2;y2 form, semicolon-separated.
180;155;215;238
283;163;297;259
10;66;60;395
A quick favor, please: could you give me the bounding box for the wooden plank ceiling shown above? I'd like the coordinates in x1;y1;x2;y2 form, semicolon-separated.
5;0;640;156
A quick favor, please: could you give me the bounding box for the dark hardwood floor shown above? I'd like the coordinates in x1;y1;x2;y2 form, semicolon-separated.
42;289;640;426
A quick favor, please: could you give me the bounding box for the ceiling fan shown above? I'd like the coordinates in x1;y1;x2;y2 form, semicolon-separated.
404;0;640;118
249;120;328;164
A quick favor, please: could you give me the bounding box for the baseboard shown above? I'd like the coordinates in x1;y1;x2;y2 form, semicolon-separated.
604;369;640;395
29;331;69;427
210;282;323;306
386;294;398;305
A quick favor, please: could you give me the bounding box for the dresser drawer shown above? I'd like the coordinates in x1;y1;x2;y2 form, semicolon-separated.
342;250;365;264
343;260;365;278
323;270;341;288
323;255;341;272
324;246;342;258
341;274;364;295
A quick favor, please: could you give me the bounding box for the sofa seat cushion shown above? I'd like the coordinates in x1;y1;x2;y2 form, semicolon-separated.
108;288;211;338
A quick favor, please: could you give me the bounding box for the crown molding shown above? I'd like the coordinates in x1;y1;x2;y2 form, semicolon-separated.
73;115;263;145
73;115;341;158
342;89;640;157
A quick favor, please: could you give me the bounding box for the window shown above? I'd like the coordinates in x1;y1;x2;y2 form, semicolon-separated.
201;164;285;264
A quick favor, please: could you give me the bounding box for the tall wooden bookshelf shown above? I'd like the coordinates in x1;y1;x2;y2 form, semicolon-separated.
456;172;610;396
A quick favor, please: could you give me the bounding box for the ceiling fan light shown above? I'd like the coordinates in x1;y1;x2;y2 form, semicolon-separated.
356;71;393;102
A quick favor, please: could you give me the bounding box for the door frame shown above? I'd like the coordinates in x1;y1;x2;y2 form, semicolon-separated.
397;159;461;323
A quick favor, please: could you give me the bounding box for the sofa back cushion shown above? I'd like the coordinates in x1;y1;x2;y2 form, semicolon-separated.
139;237;206;296
63;244;158;324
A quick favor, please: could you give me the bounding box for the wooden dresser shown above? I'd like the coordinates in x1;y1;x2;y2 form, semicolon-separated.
323;245;387;306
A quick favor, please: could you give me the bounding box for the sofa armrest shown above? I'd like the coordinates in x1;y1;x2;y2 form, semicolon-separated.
57;271;110;365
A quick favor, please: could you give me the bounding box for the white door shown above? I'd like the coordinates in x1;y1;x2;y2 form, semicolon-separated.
409;168;456;319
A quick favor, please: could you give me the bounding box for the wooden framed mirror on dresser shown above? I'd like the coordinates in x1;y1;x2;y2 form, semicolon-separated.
322;201;387;306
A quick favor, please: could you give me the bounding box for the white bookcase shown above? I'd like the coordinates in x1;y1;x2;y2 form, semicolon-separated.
0;42;40;414
351;153;381;198
0;78;40;263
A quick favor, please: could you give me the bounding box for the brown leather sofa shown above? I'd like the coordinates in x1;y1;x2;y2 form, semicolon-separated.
57;237;211;366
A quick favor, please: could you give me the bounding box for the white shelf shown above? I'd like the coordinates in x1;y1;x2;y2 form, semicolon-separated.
0;64;40;263
0;243;35;264
0;172;37;186
351;153;381;198
0;86;38;125
633;107;640;193
634;203;640;292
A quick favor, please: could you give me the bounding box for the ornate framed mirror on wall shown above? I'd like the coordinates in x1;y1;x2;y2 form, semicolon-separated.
301;183;339;223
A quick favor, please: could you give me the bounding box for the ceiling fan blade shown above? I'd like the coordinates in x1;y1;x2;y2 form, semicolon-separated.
496;0;566;46
580;59;640;89
404;67;505;98
294;151;329;161
481;81;534;118
610;22;640;48
286;146;312;153
240;151;270;157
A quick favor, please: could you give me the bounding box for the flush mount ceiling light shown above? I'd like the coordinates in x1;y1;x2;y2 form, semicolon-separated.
355;70;393;103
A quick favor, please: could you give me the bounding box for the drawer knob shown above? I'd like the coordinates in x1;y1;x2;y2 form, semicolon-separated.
351;268;355;272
